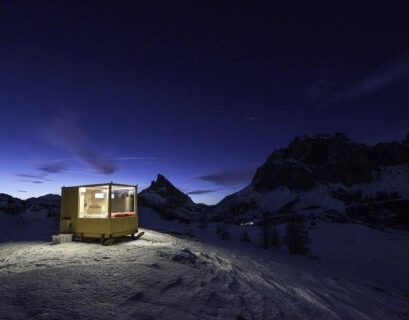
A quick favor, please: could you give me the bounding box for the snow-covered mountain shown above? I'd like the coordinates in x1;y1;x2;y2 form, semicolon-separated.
139;174;208;223
213;133;409;229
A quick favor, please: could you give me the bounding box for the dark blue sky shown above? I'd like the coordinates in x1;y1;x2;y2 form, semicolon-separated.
1;1;409;203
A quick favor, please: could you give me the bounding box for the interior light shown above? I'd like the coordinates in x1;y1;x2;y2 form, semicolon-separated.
95;192;105;199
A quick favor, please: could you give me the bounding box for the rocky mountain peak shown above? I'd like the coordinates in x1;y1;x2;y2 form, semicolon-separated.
139;174;206;222
151;174;172;188
252;133;409;193
283;132;361;164
143;174;193;207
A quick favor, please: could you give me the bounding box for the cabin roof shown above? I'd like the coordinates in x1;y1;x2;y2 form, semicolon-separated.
62;182;137;188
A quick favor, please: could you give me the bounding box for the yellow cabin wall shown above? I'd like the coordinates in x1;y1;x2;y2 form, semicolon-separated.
59;187;78;233
59;184;139;239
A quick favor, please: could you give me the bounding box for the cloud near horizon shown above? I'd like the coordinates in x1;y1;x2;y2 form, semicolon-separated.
39;112;115;174
186;189;219;195
16;173;51;182
198;166;257;186
21;180;44;184
38;161;67;174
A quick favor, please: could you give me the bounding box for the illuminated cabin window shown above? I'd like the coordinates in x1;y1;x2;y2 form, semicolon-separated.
79;186;109;218
111;186;135;217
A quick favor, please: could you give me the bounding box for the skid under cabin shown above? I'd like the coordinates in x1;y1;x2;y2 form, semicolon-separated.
59;182;138;242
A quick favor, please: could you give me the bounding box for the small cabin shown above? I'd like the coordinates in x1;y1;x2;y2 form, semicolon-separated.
59;182;138;243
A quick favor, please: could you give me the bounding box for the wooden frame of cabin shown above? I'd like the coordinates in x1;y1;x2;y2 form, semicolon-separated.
59;182;138;243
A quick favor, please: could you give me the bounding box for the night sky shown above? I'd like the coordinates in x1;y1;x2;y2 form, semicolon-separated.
1;1;408;203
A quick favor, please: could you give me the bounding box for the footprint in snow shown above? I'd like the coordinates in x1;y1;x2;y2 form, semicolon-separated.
124;291;144;304
149;262;160;268
162;277;183;293
171;248;197;265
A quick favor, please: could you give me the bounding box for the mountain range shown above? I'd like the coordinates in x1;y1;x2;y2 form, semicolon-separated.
2;133;409;230
140;133;409;230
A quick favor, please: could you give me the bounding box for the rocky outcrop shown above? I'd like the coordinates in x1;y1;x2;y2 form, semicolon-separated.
253;133;373;191
253;133;409;193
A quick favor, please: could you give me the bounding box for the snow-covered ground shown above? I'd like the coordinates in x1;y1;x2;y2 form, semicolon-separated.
0;208;408;319
0;210;58;242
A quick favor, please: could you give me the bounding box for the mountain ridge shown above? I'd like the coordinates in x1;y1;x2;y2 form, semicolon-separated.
212;133;409;229
0;193;61;215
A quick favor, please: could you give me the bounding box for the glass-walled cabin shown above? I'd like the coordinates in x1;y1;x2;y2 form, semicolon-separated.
59;182;138;241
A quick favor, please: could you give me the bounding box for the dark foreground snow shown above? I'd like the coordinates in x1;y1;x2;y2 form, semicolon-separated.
0;209;408;319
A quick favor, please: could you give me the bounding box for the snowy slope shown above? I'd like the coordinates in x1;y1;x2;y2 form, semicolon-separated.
0;210;59;242
0;207;408;320
213;166;409;220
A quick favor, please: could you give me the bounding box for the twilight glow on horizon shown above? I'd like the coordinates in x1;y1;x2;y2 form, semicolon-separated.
1;2;409;204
